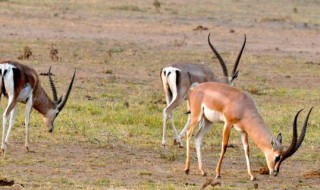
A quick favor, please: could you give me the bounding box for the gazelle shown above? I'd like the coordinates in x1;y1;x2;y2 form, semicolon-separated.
161;33;246;147
0;60;76;153
184;82;312;180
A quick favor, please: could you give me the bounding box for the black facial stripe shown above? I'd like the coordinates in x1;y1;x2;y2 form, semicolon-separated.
275;156;281;163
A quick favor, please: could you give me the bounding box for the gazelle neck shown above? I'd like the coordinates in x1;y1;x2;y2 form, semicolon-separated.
32;84;56;116
241;112;274;154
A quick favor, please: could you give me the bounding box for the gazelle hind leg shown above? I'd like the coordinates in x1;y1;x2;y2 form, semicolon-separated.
194;118;213;176
176;114;190;147
215;121;232;179
241;131;255;181
1;96;17;153
1;112;7;153
4;107;16;146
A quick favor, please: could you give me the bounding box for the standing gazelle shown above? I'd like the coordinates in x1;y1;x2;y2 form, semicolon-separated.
161;33;246;147
0;60;76;153
184;82;312;180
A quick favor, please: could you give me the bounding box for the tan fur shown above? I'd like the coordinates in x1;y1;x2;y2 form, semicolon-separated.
185;82;283;180
0;60;56;115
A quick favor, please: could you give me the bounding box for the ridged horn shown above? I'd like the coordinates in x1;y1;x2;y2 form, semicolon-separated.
48;67;58;103
57;69;76;111
231;34;246;78
208;33;228;78
280;108;313;161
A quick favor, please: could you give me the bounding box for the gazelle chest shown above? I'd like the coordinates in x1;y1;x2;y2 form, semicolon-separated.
202;104;224;123
18;83;32;103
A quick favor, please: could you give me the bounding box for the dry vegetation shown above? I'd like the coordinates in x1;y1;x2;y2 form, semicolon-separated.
0;0;319;189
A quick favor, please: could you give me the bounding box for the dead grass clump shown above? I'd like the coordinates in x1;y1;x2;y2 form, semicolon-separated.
193;25;208;31
0;178;14;186
104;69;113;74
50;44;59;62
259;166;269;175
151;98;166;105
153;0;160;12
110;5;144;12
303;170;320;179
257;16;291;23
17;46;32;60
247;86;264;96
200;176;221;189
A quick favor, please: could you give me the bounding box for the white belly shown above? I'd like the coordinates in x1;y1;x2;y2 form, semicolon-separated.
18;84;32;102
202;104;224;123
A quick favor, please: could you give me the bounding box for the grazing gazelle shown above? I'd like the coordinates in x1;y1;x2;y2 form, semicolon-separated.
184;82;312;180
0;60;76;153
161;33;246;147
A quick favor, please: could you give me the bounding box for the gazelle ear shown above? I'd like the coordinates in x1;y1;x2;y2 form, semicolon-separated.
276;133;282;144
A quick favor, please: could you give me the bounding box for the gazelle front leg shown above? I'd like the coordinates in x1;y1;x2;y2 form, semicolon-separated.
215;122;232;179
241;131;255;181
25;95;33;152
184;119;198;174
162;99;182;147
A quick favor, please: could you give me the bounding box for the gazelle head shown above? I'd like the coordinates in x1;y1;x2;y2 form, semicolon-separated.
265;108;313;176
207;33;246;85
44;67;76;132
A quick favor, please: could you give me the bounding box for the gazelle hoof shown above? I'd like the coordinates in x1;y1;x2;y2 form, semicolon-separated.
201;172;207;177
25;147;30;152
173;139;179;145
185;169;190;175
250;176;256;181
215;175;221;179
173;138;184;148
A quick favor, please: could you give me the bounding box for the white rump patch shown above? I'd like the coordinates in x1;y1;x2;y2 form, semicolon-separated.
161;67;181;105
1;63;16;96
162;67;181;78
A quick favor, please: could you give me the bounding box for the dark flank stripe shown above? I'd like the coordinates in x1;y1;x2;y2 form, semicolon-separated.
12;68;21;90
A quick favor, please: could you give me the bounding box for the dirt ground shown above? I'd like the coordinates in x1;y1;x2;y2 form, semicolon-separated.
0;0;319;189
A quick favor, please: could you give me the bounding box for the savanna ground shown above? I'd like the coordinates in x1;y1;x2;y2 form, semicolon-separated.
0;0;319;189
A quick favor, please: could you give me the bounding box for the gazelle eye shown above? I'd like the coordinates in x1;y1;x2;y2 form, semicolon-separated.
275;156;281;163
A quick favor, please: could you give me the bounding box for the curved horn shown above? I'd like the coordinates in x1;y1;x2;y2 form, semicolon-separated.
281;108;313;161
293;107;313;153
57;69;76;111
231;34;246;77
48;67;58;103
208;33;228;78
